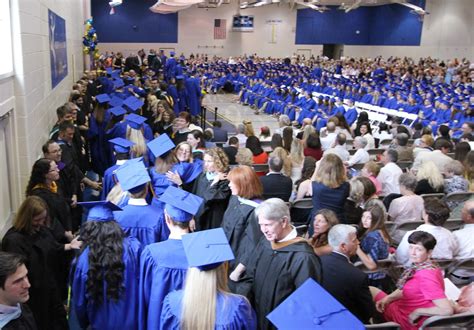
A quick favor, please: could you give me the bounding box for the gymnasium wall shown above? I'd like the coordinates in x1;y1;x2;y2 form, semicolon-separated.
95;0;473;61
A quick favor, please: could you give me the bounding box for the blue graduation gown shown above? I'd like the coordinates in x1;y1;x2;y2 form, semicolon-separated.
114;202;169;246
101;163;120;200
185;77;202;116
344;107;358;126
138;239;188;330
160;291;257;330
72;237;142;330
88;112;113;176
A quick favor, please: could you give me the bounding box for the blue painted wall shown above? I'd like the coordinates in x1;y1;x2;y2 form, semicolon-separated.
91;0;178;43
296;1;424;46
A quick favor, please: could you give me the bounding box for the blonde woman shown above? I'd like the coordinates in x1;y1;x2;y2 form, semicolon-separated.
290;139;305;183
309;154;350;232
235;148;253;166
126;125;149;165
269;147;292;177
160;229;256;329
414;161;444;195
242;120;255;137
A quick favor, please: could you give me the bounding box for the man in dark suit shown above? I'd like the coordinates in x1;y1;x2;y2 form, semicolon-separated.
320;224;376;323
212;121;228;143
260;155;293;202
223;136;239;165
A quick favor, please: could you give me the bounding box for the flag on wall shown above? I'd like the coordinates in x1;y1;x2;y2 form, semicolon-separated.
214;19;226;39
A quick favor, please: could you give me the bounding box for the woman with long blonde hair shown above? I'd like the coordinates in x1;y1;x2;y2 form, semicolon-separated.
126;125;149;164
160;229;256;329
414;161;444;194
269;147;292;177
290;138;305;182
309;154;350;232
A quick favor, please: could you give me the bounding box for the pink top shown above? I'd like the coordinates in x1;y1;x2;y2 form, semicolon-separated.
379;268;446;330
368;175;382;195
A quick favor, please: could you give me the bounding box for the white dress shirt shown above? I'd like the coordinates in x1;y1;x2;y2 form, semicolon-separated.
325;145;351;162
347;148;370;167
453;224;474;259
377;162;402;195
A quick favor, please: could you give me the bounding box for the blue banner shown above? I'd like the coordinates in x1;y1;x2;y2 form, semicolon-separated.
49;9;68;88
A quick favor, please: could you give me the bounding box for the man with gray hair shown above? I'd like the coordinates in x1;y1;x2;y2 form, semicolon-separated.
320;224;375;323
346;136;370;167
377;149;403;195
236;198;322;329
393;133;413;161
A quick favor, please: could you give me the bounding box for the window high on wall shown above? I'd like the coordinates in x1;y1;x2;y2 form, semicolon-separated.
0;0;13;78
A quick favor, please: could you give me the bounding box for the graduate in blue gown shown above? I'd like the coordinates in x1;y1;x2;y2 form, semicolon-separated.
138;186;204;330
160;228;257;330
185;73;202;116
101;137;134;200
72;201;142;330
114;159;169;245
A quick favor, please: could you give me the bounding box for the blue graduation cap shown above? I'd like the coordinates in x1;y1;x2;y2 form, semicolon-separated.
109;106;127;117
109;137;135;153
181;228;234;271
123;96;144;113
115;158;151;193
105;68;114;75
77;201;122;222
114;79;125;89
126;113;147;130
266;278;365;329
147;134;175;158
96;93;111;104
109;96;124;107
159;185;203;222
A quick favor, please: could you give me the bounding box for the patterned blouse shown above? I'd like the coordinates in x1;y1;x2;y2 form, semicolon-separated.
360;230;389;280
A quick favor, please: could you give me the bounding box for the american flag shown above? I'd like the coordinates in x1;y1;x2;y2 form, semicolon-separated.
214;19;226;40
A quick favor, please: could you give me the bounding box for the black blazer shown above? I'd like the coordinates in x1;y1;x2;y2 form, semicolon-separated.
320;252;375;323
260;173;293;202
212;127;229;142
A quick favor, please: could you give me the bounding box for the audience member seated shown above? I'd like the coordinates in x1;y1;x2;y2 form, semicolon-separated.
307;209;339;256
433;124;454;152
388;173;425;243
414;161;444;195
453;283;474;314
260;155;293;202
346;136;370;167
392;133;414;162
295;156;317;200
396;198;458;266
343;178;364;225
303;133;323;161
450;200;474;285
235;147;254;166
412;134;434;159
377;149;403;196
211;120;228;143
310;154;350;231
270;147;292;177
413;139;453;173
372;231;454;330
246;136;268;166
186;129;206;160
361;161;382;195
324;133;350;162
258;126;271;142
443;160;469;209
223;136;239;165
320;122;338;151
289;139;305;183
320;224;375;323
356;205;391;290
234;123;247;147
454;141;471;163
359;122;375;150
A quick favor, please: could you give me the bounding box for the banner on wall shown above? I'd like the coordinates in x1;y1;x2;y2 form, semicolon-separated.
232;15;254;32
48;9;68;89
266;19;282;44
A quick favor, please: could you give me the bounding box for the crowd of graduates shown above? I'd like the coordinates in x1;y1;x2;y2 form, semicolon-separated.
0;50;473;330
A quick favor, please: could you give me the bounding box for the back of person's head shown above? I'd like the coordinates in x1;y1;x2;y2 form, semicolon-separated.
236;123;245;134
398;173;417;192
434;139;451;151
423;198;450;226
349;177;364;203
279;115;291;127
385;149;398;163
306;133;321;149
417;161;444;190
313;154;347;188
0;252;26;290
282;126;293;152
227;165;263;199
396;125;411;138
255;198;290;222
355;176;376;201
328;224;356;249
270;133;283;150
268;155;283;173
438;125;450;138
326;121;336;133
420;134;434;147
444;160;465;176
396;133;409;147
26;158;52;196
245;136;263;156
14;196;49;234
407;231;437;252
336;133;346;146
56;105;67;120
228;136;239;146
379;122;389;132
454;142;471;162
354;136;368;149
363;161;380;177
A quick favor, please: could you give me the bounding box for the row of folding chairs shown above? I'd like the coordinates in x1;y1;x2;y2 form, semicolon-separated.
365;312;474;329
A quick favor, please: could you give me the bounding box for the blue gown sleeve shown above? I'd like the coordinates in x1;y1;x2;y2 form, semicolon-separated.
222;296;257;330
159;294;180;330
138;247;155;330
72;254;90;329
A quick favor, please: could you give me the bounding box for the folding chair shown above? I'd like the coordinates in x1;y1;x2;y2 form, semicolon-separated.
443;219;464;231
396;221;424;232
252;164;269;174
420;193;445;201
290;198;313;226
420;312;474;330
367;149;385;156
365;322;401;329
396;161;412;172
355;258;394;275
445;192;473;209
